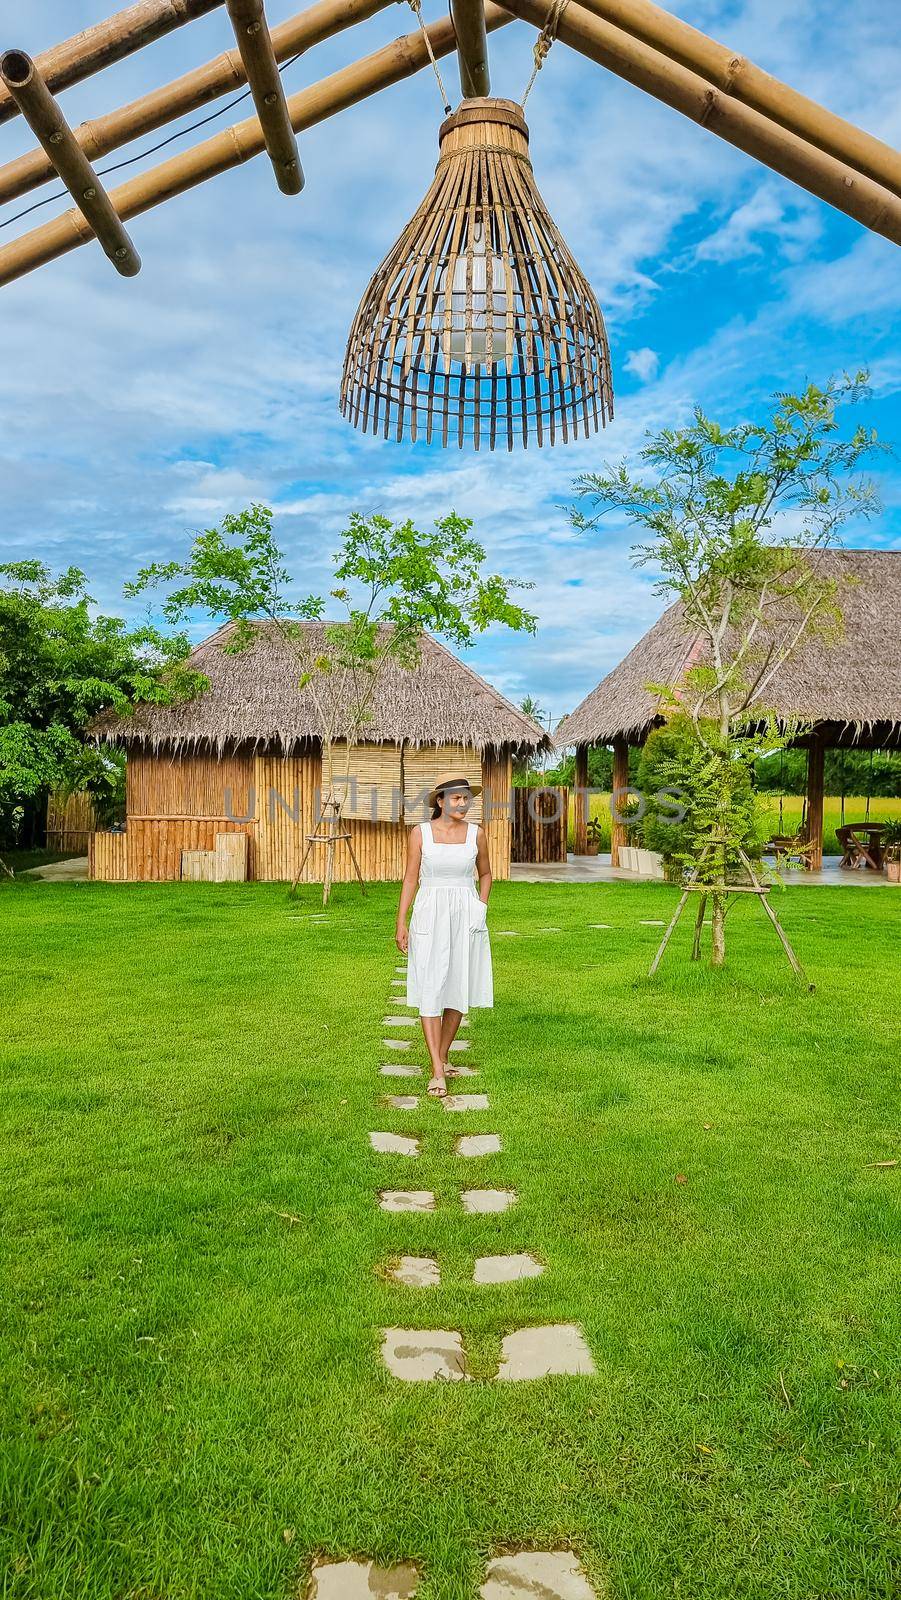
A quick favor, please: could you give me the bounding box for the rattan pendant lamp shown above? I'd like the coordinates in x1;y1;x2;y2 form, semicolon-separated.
340;48;613;450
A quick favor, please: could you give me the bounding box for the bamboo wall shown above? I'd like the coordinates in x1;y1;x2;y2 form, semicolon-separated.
89;741;514;883
89;830;128;881
512;785;568;863
46;789;97;852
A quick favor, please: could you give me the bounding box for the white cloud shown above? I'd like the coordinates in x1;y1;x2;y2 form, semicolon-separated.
623;348;660;383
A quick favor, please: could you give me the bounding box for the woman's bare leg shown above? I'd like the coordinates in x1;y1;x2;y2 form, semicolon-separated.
439;1007;464;1074
419;1015;447;1095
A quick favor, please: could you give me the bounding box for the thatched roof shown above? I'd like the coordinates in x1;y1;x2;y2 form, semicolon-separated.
553;548;901;748
91;620;551;756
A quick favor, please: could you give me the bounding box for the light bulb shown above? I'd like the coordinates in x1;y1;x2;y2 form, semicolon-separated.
446;221;507;366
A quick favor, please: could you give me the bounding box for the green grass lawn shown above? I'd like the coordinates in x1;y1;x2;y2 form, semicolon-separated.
1;878;900;1599
571;795;901;856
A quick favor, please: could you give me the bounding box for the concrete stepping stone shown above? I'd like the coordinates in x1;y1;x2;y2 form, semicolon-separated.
385;1095;419;1110
448;1039;470;1051
446;1062;478;1078
497;1324;595;1379
456;1133;501;1157
588;923;611;929
380;1063;422;1078
370;1132;419;1157
496;930;520;936
388;1256;440;1288
538;926;562;931
480;1551;596;1598
394;965;407;973
383;1039;412;1050
474;1253;543;1284
443;1094;489;1112
382;1015;416;1026
309;1558;420;1598
379;1191;435;1212
381;1328;467;1381
462;1189;517;1213
640;919;666;926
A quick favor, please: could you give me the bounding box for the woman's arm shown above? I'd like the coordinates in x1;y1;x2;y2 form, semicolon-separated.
475;823;493;905
396;823;423;952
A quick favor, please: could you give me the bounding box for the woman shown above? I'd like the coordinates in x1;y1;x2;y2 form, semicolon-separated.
396;770;493;1099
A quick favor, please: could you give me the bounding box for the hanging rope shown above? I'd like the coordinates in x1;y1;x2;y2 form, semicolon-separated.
404;0;453;115
522;0;571;107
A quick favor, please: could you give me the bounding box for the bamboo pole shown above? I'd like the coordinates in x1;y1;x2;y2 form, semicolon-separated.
450;0;491;98
224;0;304;193
503;0;901;247
0;0;397;207
0;0;225;128
575;0;901;202
0;5;512;289
0;52;141;277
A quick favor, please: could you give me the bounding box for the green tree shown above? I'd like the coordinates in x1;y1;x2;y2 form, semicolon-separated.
0;561;202;867
125;505;538;901
572;374;883;967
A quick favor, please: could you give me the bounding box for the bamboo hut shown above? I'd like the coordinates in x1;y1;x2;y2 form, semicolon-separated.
553;549;901;870
88;620;549;882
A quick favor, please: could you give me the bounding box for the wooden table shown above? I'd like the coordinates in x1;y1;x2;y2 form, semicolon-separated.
836;822;886;871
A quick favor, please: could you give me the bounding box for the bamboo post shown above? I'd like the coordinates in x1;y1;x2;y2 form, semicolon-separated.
0;0;225;127
0;0;396;208
0;51;141;277
0;4;513;289
224;0;304;194
572;743;589;854
610;735;629;866
690;893;707;960
501;0;901;246
573;0;901;201
450;0;491;97
803;730;826;872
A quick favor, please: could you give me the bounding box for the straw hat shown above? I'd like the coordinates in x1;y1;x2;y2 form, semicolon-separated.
427;769;482;809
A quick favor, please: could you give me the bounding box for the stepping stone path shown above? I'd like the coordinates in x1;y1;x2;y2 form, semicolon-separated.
480;1552;596;1599
369;1132;419;1157
462;1189;517;1214
497;1324;596;1379
330;936;601;1587
474;1253;543;1284
308;1559;420;1598
443;1093;489;1113
381;1328;467;1381
456;1133;501;1157
446;1062;478;1077
379;1191;435;1212
389;1256;440;1288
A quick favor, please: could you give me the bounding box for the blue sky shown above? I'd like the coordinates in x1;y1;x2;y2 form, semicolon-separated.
3;0;900;732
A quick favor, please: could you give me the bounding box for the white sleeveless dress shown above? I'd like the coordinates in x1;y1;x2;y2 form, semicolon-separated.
405;820;493;1015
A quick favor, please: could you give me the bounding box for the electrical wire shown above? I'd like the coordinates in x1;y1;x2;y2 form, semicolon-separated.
0;50;303;231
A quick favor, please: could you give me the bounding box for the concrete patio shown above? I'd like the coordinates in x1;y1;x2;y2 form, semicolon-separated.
510;853;893;887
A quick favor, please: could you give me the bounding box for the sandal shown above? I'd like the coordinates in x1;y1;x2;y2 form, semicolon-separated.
427;1076;448;1099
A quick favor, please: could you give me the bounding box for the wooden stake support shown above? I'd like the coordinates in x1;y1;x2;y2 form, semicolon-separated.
0;51;141;277
0;0;395;209
502;0;901;246
0;0;225;128
648;840;812;986
224;0;304;194
289;797;367;905
450;0;491;98
0;4;513;289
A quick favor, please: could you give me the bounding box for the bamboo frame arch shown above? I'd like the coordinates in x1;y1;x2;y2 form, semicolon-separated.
0;0;897;286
